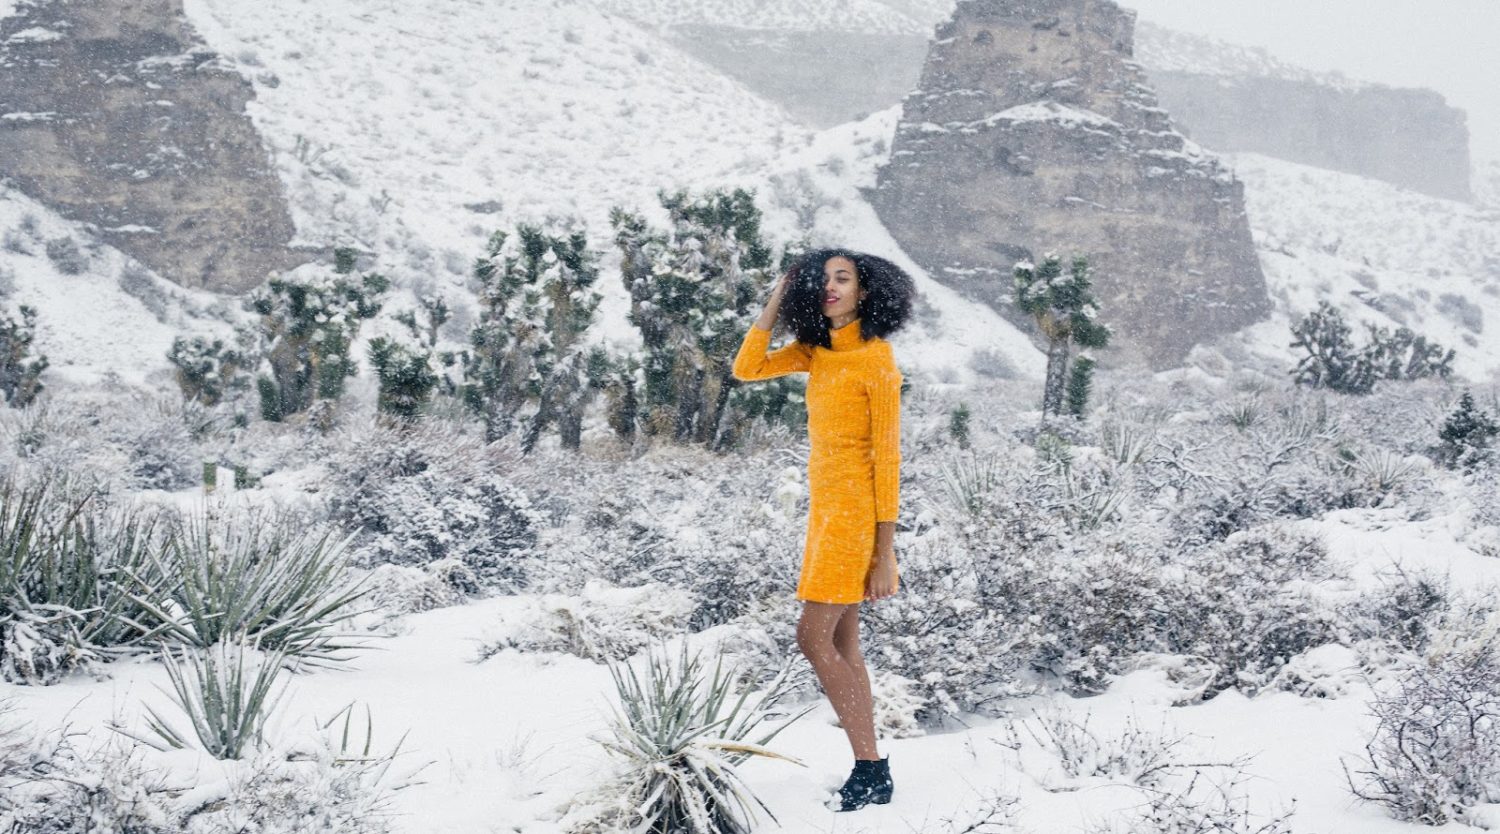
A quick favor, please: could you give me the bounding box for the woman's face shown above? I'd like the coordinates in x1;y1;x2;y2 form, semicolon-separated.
821;256;865;321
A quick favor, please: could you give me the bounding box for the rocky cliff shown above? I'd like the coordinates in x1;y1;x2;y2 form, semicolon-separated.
0;0;302;292
869;0;1270;367
1134;22;1471;203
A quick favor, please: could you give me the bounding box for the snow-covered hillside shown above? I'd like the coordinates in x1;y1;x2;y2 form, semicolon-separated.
0;185;243;389
1132;19;1376;93
1218;152;1500;382
588;0;953;34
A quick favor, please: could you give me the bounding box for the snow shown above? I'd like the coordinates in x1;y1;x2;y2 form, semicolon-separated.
182;0;809;356
986;100;1122;130
587;0;948;35
0;186;236;389
5;26;62;43
6;505;1492;834
1217;151;1500;381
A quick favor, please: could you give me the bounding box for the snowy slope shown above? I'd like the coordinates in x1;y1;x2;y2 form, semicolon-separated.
0;186;245;389
1216;152;1500;382
180;0;1045;382
182;0;809;351
1131;19;1375;93
588;0;947;34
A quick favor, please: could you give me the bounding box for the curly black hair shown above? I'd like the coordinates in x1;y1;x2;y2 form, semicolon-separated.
778;248;915;348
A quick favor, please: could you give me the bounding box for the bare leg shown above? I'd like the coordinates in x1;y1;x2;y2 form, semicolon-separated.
797;601;880;760
832;602;878;757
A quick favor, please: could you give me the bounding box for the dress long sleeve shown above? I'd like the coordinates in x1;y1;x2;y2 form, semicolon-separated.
732;324;811;381
867;347;902;523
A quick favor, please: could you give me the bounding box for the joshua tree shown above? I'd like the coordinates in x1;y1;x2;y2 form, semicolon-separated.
1012;253;1110;418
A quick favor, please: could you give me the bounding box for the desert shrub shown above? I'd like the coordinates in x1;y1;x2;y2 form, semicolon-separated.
539;446;801;629
322;419;543;594
479;580;695;663
1089;767;1296;834
1343;627;1500;825
1021;707;1187;786
1341;565;1452;654
1162;524;1344;700
120;262;169;321
1;697;414;832
1;701;179;832
44;235;86;275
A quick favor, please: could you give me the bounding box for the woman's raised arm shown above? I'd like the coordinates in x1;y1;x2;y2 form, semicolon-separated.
732;324;812;381
731;269;810;381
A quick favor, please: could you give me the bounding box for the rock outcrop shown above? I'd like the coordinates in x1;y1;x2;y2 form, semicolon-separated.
869;0;1270;367
1134;22;1471;203
0;0;303;292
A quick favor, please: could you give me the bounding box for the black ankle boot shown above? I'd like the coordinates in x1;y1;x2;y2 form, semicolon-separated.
830;755;893;812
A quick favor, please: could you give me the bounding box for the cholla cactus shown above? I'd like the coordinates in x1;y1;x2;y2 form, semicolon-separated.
167;329;255;407
246;249;389;421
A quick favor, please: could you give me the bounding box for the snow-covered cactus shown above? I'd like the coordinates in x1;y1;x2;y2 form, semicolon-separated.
611;187;795;449
462;223;605;451
246;248;389;422
0;304;48;408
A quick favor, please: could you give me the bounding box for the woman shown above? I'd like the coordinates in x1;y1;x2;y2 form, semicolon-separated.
730;248;914;813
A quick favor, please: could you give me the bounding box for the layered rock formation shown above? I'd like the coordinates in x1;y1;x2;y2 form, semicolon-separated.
1134;22;1471;203
0;0;302;292
869;0;1270;367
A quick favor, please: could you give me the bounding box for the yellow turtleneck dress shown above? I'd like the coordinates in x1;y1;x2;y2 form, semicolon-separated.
731;317;902;604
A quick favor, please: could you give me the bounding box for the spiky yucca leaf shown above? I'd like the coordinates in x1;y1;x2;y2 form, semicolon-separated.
598;638;811;834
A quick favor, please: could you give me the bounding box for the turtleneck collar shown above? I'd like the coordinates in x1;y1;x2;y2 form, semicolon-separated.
828;317;866;352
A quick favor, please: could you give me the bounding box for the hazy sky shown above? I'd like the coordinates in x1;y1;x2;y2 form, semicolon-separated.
1124;0;1500;160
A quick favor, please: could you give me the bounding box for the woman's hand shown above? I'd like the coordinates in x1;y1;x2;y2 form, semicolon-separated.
755;268;794;331
865;545;899;602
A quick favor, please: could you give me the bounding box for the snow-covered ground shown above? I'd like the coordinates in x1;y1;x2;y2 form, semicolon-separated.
4;2;1500;833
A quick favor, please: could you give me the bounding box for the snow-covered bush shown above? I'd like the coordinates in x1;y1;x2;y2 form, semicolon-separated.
867;533;1038;722
1;703;179;832
1089;767;1296;834
2;697;415;833
44;235;86;275
1341;565;1452;654
539;444;802;629
1021;707;1187;786
1162;524;1344;699
1344;628;1500;825
322;419;543;595
480;580;695;663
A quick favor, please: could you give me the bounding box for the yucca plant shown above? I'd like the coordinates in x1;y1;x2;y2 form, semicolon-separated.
938;449;1002;517
0;473;171;683
132;636;294;760
595;638;812;834
122;503;374;666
